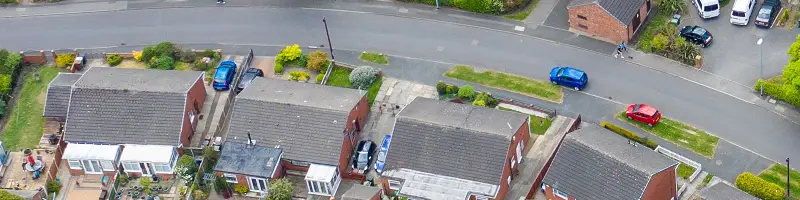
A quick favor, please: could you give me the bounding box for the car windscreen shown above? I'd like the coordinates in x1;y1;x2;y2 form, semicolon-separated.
757;7;772;19
377;152;387;161
704;4;718;11
633;104;641;112
732;11;746;17
358;152;368;161
556;68;565;77
691;28;709;38
652;111;660;118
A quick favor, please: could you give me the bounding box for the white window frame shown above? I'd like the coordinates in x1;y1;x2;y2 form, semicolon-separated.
189;111;197;124
248;177;268;193
553;188;568;199
510;156;516;169
68;160;82;170
101;160;115;171
306;180;332;195
224;174;238;183
123;162;141;172
153;163;172;173
83;160;102;174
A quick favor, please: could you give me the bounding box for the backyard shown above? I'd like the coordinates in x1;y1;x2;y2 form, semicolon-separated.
759;163;800;199
1;66;61;151
498;106;552;135
616;111;719;158
444;65;562;103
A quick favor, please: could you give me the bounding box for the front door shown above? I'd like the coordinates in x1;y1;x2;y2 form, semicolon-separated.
140;163;154;176
632;13;642;33
82;160;102;174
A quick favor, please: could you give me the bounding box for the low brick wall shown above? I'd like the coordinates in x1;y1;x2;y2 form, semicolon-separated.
20;51;47;65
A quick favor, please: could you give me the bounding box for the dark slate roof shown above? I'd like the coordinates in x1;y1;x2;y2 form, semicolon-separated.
341;184;381;200
567;0;645;25
64;67;203;145
226;78;365;166
697;182;759;200
542;125;678;200
43;73;82;118
385;97;528;185
215;142;283;178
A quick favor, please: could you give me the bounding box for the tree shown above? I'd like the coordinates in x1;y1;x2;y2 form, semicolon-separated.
0;49;8;68
2;52;21;75
265;178;293;200
788;35;800;63
659;0;684;13
0;75;11;95
457;85;475;100
0;190;26;200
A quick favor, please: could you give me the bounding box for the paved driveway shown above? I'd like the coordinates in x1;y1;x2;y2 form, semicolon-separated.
683;0;797;84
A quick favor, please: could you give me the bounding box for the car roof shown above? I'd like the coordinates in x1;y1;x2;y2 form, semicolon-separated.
637;104;658;116
699;0;718;4
561;67;585;79
381;135;392;149
216;67;229;74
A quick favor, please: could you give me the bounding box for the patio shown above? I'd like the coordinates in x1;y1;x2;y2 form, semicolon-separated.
0;150;56;191
112;174;180;200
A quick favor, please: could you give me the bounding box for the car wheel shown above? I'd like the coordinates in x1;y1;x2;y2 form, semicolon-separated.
574;87;580;91
648;123;653;127
627;116;632;120
701;43;707;48
551;81;557;85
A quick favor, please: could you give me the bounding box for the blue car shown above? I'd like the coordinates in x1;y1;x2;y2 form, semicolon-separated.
213;61;237;91
374;134;392;174
549;66;588;91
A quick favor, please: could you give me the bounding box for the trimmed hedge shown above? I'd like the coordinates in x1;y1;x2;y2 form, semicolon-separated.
400;0;527;14
736;172;785;200
600;122;658;149
754;79;800;107
107;54;122;66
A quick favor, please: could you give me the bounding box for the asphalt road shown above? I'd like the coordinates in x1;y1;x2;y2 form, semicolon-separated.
1;7;799;164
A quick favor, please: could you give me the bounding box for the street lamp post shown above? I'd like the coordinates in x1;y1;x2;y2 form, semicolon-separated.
322;17;335;66
435;0;440;9
788;158;791;198
758;38;764;96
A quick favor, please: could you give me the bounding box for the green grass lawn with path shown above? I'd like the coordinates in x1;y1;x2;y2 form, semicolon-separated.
2;66;61;151
498;107;552;135
504;0;540;20
615;111;719;158
445;65;563;103
358;52;389;65
677;163;696;180
326;66;383;106
759;163;800;199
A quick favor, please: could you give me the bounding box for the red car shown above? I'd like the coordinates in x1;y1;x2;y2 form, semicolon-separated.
626;104;662;127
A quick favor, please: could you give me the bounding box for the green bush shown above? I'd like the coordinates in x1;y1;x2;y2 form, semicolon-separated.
349;66;379;89
288;71;310;81
474;91;499;107
453;0;502;14
107;54;122;66
275;44;302;64
141;46;156;63
306;51;329;72
316;74;325;83
150;56;175;70
458;85;475;100
177;49;197;63
154;42;178;59
274;63;285;74
0;0;18;6
56;54;76;68
472;100;486;107
1;51;21;75
652;34;669;52
736;172;785;200
296;54;309;69
0;75;12;95
436;81;448;95
202;49;221;61
600;122;658;149
234;185;248;195
46;180;61;195
754;79;786;100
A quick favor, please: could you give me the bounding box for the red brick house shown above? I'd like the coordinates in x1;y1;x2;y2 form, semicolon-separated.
541;125;679;200
383;97;530;200
567;0;651;43
52;67;206;181
224;78;369;198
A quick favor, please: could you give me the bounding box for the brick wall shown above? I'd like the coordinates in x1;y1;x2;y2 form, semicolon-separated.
20;51;47;65
641;165;678;200
339;95;369;175
181;77;207;148
568;5;629;43
527;115;581;199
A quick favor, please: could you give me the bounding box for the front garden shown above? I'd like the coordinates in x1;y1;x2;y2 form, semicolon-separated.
677;163;696;180
399;0;532;15
444;65;562;103
615;111;718;158
755;35;800;109
736;172;786;200
498;106;552;135
634;0;701;65
757;163;800;200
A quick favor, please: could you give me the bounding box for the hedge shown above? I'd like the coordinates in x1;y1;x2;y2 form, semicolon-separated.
600;122;658;149
754;79;800;108
400;0;528;14
736;172;785;200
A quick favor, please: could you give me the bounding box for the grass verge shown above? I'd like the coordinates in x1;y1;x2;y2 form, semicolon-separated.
366;77;383;106
2;66;60;151
444;65;562;103
615;111;719;158
503;0;539;20
700;173;713;188
758;163;800;199
677;163;697;180
359;52;389;65
498;107;552;135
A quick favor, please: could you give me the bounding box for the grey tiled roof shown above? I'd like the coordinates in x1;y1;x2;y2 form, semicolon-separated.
215;142;283;178
341;184;381;200
64;67;203;145
697;182;759;200
226;78;365;166
542;125;678;200
567;0;645;25
43;73;82;118
385;97;528;185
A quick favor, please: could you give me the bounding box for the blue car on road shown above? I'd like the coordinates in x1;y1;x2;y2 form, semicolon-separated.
213;61;237;91
374;134;392;174
549;66;588;91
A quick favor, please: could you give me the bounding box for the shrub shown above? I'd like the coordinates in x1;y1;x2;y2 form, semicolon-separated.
450;85;459;95
600;121;658;149
349;66;379;89
107;54;122;66
202;49;220;61
320;62;330;74
132;50;143;62
669;37;701;65
177;49;197;63
192;190;208;200
1;52;21;75
453;0;502;14
316;74;325;83
472;100;486;107
436;81;448;95
274;63;285;74
458;85;475;100
288;71;310;81
735;172;784;200
445;85;455;94
150;56;175;70
46;180;61;194
0;50;7;67
0;0;18;6
154;42;177;58
306;51;329;72
141;46;156;63
140;177;152;188
234;185;248;195
780;9;790;24
56;54;76;68
296;54;309;68
0;75;11;95
275;44;302;64
174;155;197;182
475;92;499;107
652;34;669;52
193;59;214;71
0;190;26;200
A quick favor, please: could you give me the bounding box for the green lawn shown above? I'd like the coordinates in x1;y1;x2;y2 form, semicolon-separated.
174;62;191;71
366;77;383;106
2;67;61;151
677;163;697;180
358;52;389;65
445;65;563;103
498;107;552;135
759;164;800;200
504;0;540;20
326;67;352;88
616;111;719;158
700;173;713;188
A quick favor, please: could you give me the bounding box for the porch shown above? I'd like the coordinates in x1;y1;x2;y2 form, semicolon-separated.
62;143;120;175
119;145;178;178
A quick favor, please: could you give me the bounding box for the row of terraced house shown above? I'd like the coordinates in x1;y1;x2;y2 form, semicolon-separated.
34;65;759;200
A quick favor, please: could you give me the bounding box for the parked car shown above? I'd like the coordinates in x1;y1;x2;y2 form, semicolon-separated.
692;0;720;19
213;61;237;91
679;25;713;47
374;135;392;174
730;0;756;25
352;140;377;174
755;0;781;28
549;66;588;91
625;104;662;127
235;68;264;93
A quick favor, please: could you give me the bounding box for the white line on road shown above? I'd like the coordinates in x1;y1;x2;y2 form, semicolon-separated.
514;26;525;31
574;90;625;106
299;7;370;14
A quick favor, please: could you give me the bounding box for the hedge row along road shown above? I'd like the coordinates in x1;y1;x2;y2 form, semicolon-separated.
0;7;798;170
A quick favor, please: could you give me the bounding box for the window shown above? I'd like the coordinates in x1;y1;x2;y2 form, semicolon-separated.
248;177;268;192
101;160;115;171
507;176;511;185
189;111;197;124
123;162;141;172
83;160;102;173
510;157;516;169
577;15;587;20
290;160;310;167
153;163;172;173
553;188;568;199
578;24;588;29
224;174;238;183
307;180;331;195
68;160;81;169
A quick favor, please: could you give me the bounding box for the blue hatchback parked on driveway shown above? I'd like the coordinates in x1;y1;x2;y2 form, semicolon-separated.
550;66;588;91
374;134;392;174
213;61;237;91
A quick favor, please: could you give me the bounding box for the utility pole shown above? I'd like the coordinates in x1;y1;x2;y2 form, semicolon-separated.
322;17;335;66
758;38;764;96
435;0;440;9
788;158;791;198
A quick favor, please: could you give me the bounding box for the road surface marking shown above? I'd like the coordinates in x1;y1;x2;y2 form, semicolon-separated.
776;105;786;113
16;8;26;12
471;40;479;46
299;7;370;14
398;8;409;13
436;46;444;52
575;91;625;106
514;26;525;32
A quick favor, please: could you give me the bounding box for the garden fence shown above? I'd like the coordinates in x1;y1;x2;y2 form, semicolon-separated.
212;49;253;143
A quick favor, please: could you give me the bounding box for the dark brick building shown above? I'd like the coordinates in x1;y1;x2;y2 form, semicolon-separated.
567;0;651;43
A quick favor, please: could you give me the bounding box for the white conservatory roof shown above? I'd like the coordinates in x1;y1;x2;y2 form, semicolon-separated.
305;164;337;182
119;145;174;163
62;143;120;160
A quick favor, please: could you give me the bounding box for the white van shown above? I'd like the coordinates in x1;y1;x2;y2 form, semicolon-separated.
693;0;720;18
730;0;756;25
